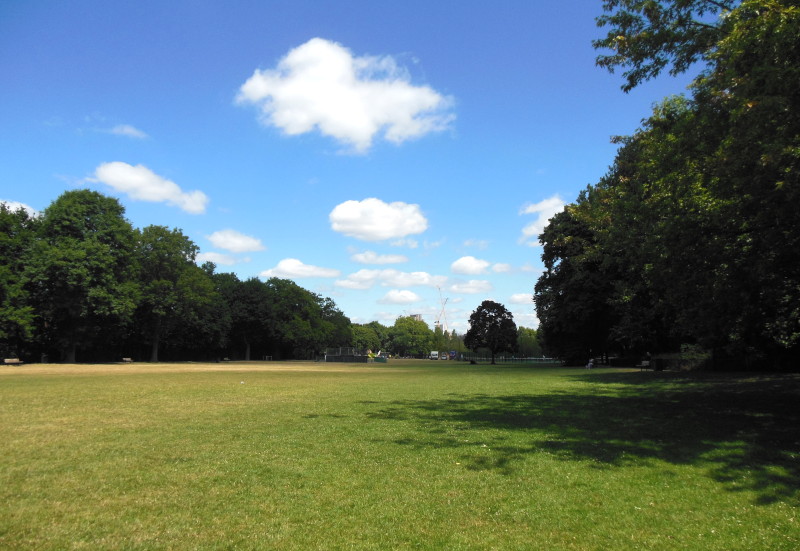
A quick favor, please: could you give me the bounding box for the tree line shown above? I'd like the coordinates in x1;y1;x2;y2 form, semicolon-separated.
535;1;799;369
1;190;541;363
0;190;351;363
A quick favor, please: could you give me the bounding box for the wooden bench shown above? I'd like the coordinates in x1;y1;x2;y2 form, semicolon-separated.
636;360;652;371
4;358;23;365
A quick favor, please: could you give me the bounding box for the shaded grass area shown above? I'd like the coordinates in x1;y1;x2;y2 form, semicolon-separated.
0;363;798;550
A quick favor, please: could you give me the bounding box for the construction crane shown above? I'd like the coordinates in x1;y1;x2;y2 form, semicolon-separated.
435;286;449;333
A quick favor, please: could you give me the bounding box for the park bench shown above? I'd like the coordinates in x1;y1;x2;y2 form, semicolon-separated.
4;358;23;365
122;357;133;363
637;360;652;371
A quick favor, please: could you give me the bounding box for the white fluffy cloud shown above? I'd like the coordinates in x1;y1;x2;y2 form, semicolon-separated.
451;255;490;275
519;195;566;247
237;37;454;152
449;280;493;294
91;162;209;214
1;200;37;216
207;229;265;253
351;250;408;264
335;268;447;290
110;124;148;139
196;252;237;266
260;258;341;278
330;198;428;241
510;293;533;305
378;289;422;305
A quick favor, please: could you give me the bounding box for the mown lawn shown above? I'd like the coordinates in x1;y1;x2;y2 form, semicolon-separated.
1;361;797;550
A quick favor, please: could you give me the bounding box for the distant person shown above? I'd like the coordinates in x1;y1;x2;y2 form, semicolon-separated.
586;358;594;369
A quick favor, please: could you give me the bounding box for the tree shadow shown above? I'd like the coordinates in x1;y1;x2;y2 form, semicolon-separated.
362;372;800;505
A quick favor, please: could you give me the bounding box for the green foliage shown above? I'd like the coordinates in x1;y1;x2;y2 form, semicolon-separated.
594;0;738;91
352;323;382;352
0;204;36;355
23;190;139;362
538;1;800;368
1;190;352;362
389;316;434;357
517;327;542;357
464;300;518;364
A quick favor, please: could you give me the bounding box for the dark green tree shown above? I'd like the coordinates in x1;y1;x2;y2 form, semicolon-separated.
0;204;37;358
352;324;381;352
23;190;138;362
464;301;518;364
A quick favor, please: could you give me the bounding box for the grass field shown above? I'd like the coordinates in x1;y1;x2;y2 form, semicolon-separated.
1;360;798;550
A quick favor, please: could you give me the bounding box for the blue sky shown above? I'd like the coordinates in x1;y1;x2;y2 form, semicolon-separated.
0;0;693;334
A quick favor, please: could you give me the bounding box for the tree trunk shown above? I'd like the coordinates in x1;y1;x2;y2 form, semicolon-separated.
150;317;162;363
244;341;251;361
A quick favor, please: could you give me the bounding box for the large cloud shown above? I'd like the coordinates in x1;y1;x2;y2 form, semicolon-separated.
207;229;265;253
91;162;209;214
519;195;566;247
236;38;454;152
330;198;428;241
260;258;340;278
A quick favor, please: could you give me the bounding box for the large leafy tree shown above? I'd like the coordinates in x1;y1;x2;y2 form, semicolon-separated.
135;225;222;362
0;204;37;358
389;316;433;357
537;1;799;368
23;190;138;362
215;273;271;360
464;300;518;364
263;278;350;359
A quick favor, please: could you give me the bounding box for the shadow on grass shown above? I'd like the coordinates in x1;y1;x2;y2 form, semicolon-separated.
362;371;800;506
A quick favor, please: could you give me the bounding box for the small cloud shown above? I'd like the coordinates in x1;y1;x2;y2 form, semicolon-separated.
89;161;209;214
207;229;265;253
378;289;422;304
492;263;512;273
196;252;237;266
519;195;566;247
510;293;533;305
451;256;490;275
351;250;409;264
109;124;148;139
449;280;493;294
335;268;446;290
236;37;454;153
260;258;340;278
330;198;428;241
0;200;37;216
391;238;419;249
464;238;489;250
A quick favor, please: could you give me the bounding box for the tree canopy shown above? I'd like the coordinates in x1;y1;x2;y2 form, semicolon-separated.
536;0;799;369
3;190;352;363
464;301;518;364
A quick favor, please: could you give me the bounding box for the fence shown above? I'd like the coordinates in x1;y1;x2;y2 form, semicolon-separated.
457;354;557;364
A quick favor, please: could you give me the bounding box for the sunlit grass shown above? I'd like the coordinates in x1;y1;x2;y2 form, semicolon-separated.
1;362;797;549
